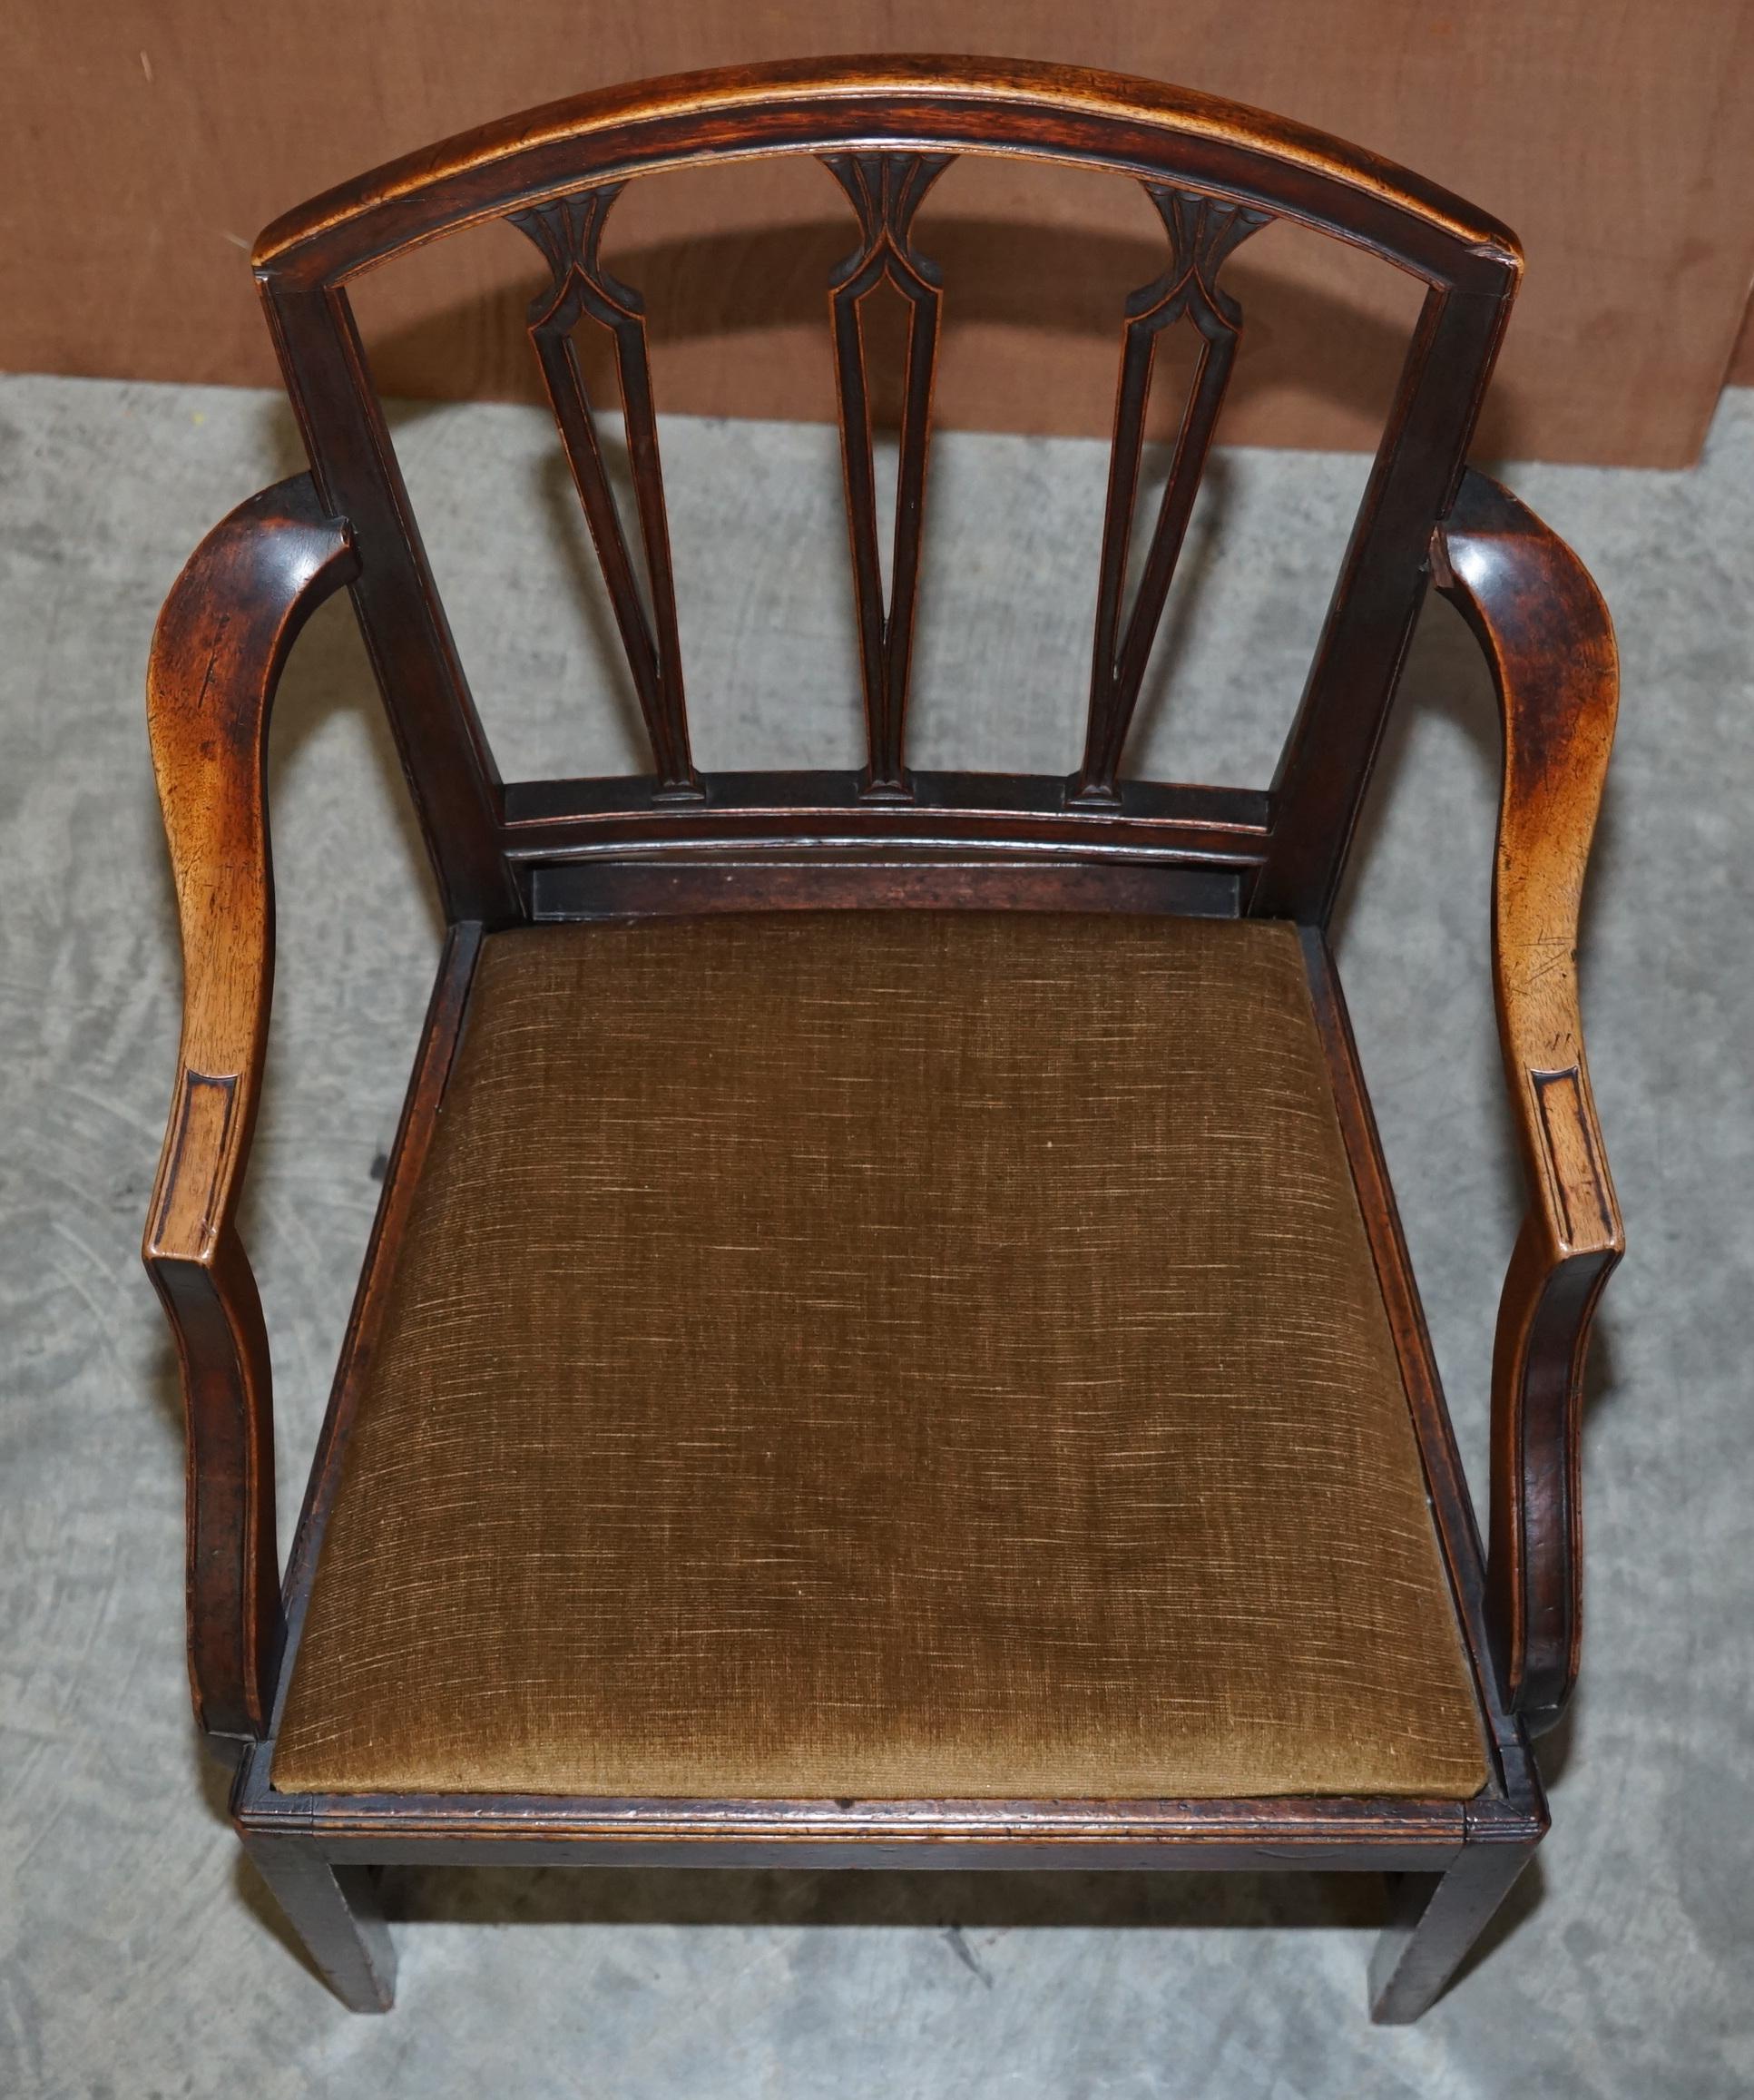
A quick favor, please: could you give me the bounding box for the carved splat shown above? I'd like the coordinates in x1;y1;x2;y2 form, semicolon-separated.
1072;186;1271;805
822;152;952;800
512;188;699;798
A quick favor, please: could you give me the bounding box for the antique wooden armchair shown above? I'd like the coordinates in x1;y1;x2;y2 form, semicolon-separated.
143;57;1622;2023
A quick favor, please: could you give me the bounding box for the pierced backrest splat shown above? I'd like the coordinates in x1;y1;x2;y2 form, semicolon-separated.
513;188;700;799
254;62;1521;918
820;152;952;800
1072;187;1270;805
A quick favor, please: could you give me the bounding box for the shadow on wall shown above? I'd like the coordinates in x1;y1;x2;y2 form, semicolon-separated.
352;215;1513;456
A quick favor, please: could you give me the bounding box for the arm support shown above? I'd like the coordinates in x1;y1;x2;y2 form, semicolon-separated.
1433;468;1624;1735
142;476;358;1740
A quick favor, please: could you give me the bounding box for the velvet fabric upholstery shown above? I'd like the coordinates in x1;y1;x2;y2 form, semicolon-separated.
273;912;1487;1801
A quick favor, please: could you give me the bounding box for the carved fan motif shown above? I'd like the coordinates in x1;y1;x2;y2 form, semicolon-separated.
513;189;699;797
1073;186;1271;804
821;152;952;799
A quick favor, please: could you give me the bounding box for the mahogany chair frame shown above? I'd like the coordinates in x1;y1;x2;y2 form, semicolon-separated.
142;57;1622;2023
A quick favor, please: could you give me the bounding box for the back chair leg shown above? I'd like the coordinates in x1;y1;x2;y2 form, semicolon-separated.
1368;1843;1535;2023
244;1835;397;2012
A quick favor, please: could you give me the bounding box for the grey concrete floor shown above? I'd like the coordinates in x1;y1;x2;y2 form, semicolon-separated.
2;370;1749;2096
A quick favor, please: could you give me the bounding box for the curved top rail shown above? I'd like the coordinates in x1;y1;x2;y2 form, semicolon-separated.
253;54;1521;292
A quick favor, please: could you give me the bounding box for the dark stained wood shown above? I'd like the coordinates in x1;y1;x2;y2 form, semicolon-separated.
524;854;1240;921
260;280;520;925
512;187;700;797
1299;928;1539;1786
499;768;1269;867
242;57;1523;928
237;1775;1480;1875
250;57;1522;289
245;57;1523;923
822;151;950;797
1433;468;1623;1735
270;925;484;1683
142;475;358;1741
1252;280;1516;920
1073;186;1269;804
242;1838;397;2014
1369;1830;1535;2024
142;57;1621;2025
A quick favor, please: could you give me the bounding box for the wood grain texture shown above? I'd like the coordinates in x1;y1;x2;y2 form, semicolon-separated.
511;189;700;796
142;475;358;1739
5;6;1753;463
823;152;950;796
137;63;1625;2023
262;279;518;926
240;1840;397;2014
243;56;1516;947
271;926;485;1685
238;1777;1483;1874
249;57;1514;280
1433;467;1624;1734
1729;289;1754;388
1072;187;1269;804
1298;932;1526;1782
1369;1834;1535;2024
1253;282;1513;922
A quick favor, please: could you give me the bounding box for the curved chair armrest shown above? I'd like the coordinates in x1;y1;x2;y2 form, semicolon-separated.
1433;468;1624;1735
142;476;358;1740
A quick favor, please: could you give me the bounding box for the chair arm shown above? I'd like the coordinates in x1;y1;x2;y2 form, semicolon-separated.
142;476;358;1741
1432;468;1624;1736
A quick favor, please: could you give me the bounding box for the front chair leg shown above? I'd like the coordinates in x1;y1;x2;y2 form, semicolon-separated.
1368;1842;1535;2023
243;1836;397;2012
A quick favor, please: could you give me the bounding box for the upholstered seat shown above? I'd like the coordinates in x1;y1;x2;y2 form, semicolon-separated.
273;911;1485;1802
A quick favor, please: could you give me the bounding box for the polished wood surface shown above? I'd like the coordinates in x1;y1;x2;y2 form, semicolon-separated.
1073;187;1268;806
142;58;1620;2021
8;5;1754;464
242;1839;397;2012
142;476;358;1740
823;151;950;797
512;190;699;797
251;58;1518;903
250;56;1519;285
1434;470;1624;1734
1369;1829;1535;2025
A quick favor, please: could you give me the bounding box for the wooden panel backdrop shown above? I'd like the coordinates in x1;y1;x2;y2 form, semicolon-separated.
5;2;1753;464
1730;294;1754;388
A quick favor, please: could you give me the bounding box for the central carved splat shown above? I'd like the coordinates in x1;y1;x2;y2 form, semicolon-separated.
512;165;1269;812
821;152;952;800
